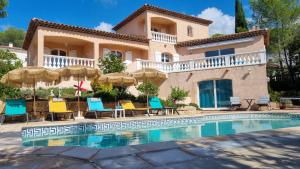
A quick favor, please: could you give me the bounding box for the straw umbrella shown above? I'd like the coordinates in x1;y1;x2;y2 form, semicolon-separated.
98;72;136;87
0;67;60;114
133;68;167;106
56;65;101;119
97;72;137;106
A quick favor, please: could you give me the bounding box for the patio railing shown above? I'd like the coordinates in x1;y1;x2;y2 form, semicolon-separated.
43;55;96;69
136;51;267;73
151;31;177;44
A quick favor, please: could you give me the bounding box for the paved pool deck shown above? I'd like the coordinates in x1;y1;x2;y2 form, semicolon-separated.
1;110;300;169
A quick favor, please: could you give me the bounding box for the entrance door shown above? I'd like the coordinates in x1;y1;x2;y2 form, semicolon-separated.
199;79;233;109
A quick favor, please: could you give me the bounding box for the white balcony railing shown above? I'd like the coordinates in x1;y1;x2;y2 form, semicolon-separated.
43;55;96;69
151;31;177;44
137;51;267;73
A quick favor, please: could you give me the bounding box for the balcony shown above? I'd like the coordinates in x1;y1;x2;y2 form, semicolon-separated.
136;51;267;73
43;55;96;69
151;31;177;44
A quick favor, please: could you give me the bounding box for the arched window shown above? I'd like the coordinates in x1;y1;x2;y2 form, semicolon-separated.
161;53;172;62
51;49;67;56
187;26;193;37
110;51;123;60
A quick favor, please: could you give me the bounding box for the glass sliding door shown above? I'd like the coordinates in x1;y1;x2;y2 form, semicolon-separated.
199;79;233;109
199;80;215;108
216;80;233;108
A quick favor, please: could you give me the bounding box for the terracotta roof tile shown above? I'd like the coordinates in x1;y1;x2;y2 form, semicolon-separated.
113;4;212;31
23;18;149;50
176;29;269;48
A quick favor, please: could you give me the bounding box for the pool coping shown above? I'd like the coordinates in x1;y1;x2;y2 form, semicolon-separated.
21;111;300;141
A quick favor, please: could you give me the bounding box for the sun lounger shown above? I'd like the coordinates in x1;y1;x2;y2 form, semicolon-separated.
148;97;177;115
120;100;149;116
0;98;28;124
86;97;114;118
48;98;75;121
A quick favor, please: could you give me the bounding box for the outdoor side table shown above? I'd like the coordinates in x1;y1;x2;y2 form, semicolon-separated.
164;107;174;115
244;99;255;110
114;109;125;118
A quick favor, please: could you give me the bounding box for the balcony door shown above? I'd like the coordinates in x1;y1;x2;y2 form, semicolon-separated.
199;79;233;109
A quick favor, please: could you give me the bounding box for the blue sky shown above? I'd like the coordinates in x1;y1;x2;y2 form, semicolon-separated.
0;0;252;35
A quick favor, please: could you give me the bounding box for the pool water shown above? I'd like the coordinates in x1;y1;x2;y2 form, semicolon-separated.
23;117;300;148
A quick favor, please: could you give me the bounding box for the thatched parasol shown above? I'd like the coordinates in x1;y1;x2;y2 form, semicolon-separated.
56;65;101;118
0;67;60;114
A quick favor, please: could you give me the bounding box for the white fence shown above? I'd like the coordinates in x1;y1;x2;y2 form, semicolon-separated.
151;31;177;44
43;55;96;69
137;51;267;73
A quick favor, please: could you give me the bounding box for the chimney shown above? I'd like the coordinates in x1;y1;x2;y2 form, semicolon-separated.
8;42;13;48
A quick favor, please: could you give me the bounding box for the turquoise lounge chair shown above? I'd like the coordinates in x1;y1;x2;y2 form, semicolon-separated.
149;97;178;115
86;98;114;118
1;98;28;124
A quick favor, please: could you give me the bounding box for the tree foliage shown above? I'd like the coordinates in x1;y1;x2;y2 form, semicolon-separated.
137;81;159;97
235;0;248;33
169;87;189;103
211;33;224;38
0;0;8;18
0;49;22;100
0;27;26;47
250;0;300;83
98;53;126;74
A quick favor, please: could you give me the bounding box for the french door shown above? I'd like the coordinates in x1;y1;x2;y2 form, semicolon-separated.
199;79;233;109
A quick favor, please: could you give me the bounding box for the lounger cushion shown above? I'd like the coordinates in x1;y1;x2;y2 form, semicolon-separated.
5;98;27;116
49;98;72;113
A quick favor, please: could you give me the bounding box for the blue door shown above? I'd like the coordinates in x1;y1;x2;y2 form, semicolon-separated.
199;80;215;108
199;80;232;109
216;80;233;107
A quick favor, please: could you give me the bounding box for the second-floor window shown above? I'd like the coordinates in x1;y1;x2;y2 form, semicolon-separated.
161;53;172;62
51;49;67;56
205;48;235;57
187;26;193;37
110;51;123;60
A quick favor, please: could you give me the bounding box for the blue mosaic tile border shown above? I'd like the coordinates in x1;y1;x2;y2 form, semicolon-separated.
22;113;300;140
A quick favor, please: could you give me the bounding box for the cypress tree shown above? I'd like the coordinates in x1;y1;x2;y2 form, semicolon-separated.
235;0;248;33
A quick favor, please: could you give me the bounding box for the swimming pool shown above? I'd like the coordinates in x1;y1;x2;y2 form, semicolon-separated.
22;113;300;148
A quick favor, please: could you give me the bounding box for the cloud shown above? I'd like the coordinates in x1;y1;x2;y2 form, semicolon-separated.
94;22;114;32
197;7;235;35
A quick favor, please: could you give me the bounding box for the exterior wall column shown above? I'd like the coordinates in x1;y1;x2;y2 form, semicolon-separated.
93;42;99;68
37;30;44;67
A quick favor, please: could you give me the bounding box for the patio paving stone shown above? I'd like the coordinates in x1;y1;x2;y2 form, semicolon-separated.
61;147;100;160
139;149;196;166
132;141;179;152
33;146;73;155
92;146;140;160
95;155;152;169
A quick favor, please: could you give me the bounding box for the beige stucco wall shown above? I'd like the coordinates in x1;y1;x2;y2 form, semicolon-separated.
116;12;147;37
28;27;149;67
158;64;268;108
177;36;266;60
146;11;209;42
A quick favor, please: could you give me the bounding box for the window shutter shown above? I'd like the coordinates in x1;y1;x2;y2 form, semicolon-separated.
173;54;180;62
124;51;132;64
69;50;77;57
103;48;110;58
155;51;162;62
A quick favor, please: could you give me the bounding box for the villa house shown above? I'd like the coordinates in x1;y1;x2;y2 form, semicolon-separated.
22;4;269;110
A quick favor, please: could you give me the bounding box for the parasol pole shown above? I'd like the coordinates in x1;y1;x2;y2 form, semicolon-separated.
33;79;36;115
77;74;81;118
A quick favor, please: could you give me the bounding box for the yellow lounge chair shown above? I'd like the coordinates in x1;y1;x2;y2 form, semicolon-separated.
48;98;75;121
120;100;149;117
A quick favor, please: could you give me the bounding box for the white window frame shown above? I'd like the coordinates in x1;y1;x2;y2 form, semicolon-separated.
161;53;172;63
50;49;67;56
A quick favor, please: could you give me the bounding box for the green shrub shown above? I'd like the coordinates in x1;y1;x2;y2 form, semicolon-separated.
137;81;159;97
98;53;126;74
169;87;189;103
